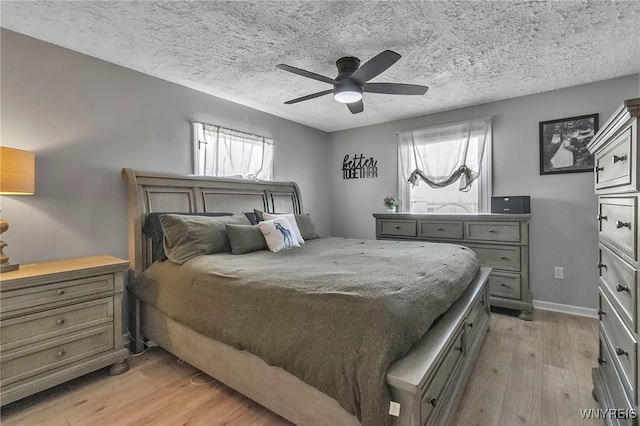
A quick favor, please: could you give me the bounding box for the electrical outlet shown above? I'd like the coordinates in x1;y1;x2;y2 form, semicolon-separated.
554;267;564;280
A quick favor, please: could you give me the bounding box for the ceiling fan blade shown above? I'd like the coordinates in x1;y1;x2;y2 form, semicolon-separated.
363;83;429;95
347;100;364;114
276;64;337;85
284;89;333;104
350;50;401;84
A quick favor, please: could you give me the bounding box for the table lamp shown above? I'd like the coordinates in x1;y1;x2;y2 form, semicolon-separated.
0;147;35;272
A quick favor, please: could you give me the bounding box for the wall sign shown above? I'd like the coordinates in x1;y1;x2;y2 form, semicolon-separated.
342;154;378;179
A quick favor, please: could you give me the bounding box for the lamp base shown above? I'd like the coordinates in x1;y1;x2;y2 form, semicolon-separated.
0;262;19;273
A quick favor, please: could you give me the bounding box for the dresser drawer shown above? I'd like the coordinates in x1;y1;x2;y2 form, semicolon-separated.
595;127;633;192
420;327;464;424
0;325;114;386
417;221;463;239
465;221;520;243
599;245;637;331
599;197;637;262
0;275;114;316
600;290;637;401
378;219;416;237
466;244;520;272
599;336;636;421
0;298;113;351
488;272;521;299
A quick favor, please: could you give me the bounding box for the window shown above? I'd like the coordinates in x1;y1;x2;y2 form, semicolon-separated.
398;117;492;213
192;122;274;180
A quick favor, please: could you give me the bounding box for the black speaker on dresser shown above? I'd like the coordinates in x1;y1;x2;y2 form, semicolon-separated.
491;196;530;214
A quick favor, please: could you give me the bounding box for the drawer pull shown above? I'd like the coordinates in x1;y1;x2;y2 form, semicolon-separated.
597;215;608;221
454;345;463;352
56;289;65;296
488;229;496;233
597;262;607;270
612;154;627;164
467;322;474;328
615;347;629;357
594;166;604;172
437;227;444;231
501;283;509;287
394;225;400;229
56;319;65;325
597;309;606;317
500;256;507;260
615;220;630;229
57;350;66;357
427;397;437;407
598;357;606;364
616;284;630;292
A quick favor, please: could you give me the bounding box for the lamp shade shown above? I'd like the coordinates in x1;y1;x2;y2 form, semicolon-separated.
0;147;35;195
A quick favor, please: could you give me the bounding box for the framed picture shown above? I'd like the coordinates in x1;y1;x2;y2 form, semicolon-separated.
539;113;599;175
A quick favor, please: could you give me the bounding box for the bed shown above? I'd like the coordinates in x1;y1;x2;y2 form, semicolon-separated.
122;168;491;426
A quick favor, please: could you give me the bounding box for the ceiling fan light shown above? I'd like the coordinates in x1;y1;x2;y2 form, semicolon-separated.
334;84;363;103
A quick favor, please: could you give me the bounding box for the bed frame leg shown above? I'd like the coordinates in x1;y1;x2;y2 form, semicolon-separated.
129;296;145;354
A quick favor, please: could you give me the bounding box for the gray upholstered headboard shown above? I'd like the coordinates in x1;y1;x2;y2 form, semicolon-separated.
121;168;302;281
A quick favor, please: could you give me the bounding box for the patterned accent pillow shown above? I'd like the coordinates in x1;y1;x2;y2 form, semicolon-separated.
263;212;305;245
258;218;301;252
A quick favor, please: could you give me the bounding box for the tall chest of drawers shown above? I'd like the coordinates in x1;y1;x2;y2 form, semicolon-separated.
373;213;532;320
587;98;640;424
0;255;130;405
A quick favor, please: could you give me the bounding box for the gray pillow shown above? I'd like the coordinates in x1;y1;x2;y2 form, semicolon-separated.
295;213;319;240
226;224;268;254
160;213;251;264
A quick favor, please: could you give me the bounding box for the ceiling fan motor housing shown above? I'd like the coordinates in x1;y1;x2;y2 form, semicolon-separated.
334;57;363;103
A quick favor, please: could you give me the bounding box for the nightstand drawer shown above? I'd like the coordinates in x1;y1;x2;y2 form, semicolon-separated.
466;244;520;272
488;272;521;299
599;197;637;262
600;290;637;400
1;325;114;386
378;219;416;237
599;244;637;331
465;222;520;242
417;221;463;239
1;298;114;351
0;275;114;315
595;127;633;192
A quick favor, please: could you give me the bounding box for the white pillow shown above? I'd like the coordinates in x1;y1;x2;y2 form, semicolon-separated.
263;212;305;245
258;218;301;252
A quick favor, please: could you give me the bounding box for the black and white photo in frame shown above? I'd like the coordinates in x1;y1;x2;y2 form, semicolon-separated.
539;114;598;175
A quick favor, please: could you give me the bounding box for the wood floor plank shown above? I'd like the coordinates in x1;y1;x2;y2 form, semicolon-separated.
498;337;543;426
542;364;584;426
1;310;602;426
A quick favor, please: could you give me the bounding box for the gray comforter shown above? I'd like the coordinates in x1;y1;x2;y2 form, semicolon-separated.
129;237;479;425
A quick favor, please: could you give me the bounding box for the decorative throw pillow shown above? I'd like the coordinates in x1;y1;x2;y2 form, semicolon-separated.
226;224;268;254
160;213;250;264
263;212;305;245
258;218;301;252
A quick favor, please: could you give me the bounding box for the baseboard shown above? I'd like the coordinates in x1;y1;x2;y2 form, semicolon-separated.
532;299;598;319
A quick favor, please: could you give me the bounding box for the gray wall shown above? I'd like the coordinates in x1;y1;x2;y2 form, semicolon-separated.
328;74;640;309
0;29;330;265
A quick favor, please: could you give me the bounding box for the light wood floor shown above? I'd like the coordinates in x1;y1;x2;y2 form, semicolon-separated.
1;309;600;426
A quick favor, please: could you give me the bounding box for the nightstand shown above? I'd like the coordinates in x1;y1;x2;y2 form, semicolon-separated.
0;255;130;406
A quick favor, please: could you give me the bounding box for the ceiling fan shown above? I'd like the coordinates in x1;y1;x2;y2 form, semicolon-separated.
276;50;429;114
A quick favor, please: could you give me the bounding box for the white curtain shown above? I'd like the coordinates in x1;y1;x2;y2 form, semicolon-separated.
398;117;492;211
193;123;274;180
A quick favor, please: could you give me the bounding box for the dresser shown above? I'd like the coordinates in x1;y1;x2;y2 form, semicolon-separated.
0;255;130;405
587;98;640;424
373;213;532;320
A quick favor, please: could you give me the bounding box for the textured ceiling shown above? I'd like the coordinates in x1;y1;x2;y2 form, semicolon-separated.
1;1;640;132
